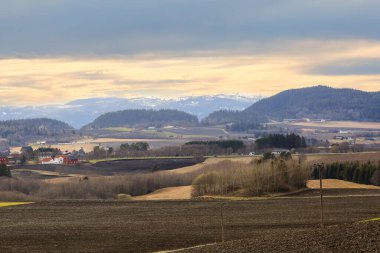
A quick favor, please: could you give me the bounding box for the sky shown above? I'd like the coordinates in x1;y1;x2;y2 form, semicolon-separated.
1;0;380;105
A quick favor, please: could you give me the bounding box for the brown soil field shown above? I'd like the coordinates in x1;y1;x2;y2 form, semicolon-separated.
307;179;380;189
13;158;203;177
134;186;192;200
310;152;380;163
182;221;380;253
0;197;379;253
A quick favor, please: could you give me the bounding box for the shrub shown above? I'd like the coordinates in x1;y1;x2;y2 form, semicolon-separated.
0;164;11;177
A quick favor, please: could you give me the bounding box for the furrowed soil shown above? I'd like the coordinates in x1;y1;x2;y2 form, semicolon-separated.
182;221;380;253
0;197;379;253
13;158;204;177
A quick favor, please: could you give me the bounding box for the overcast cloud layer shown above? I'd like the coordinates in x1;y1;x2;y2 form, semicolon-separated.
0;0;379;105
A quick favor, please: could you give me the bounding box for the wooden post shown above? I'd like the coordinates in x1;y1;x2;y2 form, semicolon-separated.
319;163;324;229
220;203;225;243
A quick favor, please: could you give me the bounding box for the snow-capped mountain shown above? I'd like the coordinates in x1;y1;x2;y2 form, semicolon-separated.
0;95;262;128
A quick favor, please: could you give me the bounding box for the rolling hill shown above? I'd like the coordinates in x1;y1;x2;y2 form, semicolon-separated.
83;109;199;129
203;86;380;130
0;118;75;146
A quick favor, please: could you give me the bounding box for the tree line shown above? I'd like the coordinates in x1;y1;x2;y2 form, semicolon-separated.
255;133;307;150
311;161;380;186
185;140;245;153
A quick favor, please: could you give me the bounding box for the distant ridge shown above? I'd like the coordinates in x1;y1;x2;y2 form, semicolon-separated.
83;109;199;129
0;118;74;146
203;86;380;129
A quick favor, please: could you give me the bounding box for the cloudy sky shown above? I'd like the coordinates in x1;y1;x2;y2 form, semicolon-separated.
1;0;380;105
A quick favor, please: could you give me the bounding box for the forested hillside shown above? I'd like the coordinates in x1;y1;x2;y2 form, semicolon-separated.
203;86;380;131
202;110;264;128
244;86;380;121
0;118;75;146
83;109;199;129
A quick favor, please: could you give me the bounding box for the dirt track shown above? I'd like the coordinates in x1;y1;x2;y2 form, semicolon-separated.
0;196;379;253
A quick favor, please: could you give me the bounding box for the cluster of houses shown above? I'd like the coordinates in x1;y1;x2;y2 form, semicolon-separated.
40;153;79;165
0;146;82;166
283;118;326;123
334;136;354;142
37;148;80;165
0;152;23;165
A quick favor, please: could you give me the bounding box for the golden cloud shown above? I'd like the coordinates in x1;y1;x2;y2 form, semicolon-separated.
0;40;379;105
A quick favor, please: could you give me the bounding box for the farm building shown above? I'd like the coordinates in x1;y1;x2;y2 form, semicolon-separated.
0;157;9;165
41;155;79;165
7;152;23;165
271;149;291;155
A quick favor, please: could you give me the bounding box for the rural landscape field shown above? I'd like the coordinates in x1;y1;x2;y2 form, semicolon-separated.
0;196;379;253
2;1;380;252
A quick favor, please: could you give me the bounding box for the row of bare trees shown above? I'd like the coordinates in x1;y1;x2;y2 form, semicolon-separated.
86;142;255;160
192;158;310;197
0;169;200;201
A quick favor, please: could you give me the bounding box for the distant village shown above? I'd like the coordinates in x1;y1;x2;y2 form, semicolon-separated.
0;142;84;166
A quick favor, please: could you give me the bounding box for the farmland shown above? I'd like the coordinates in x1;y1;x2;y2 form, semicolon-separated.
307;179;380;189
0;202;33;207
11;137;191;153
134;186;192;200
2;152;380;252
182;221;380;253
0;197;379;253
13;157;203;177
288;120;380;130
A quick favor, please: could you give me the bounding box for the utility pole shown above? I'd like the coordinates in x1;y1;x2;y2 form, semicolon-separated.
319;163;325;229
220;203;225;243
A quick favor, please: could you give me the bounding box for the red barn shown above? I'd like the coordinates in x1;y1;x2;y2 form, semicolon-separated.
0;157;9;165
63;156;79;165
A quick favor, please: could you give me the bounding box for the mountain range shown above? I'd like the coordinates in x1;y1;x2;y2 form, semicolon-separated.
0;95;261;129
